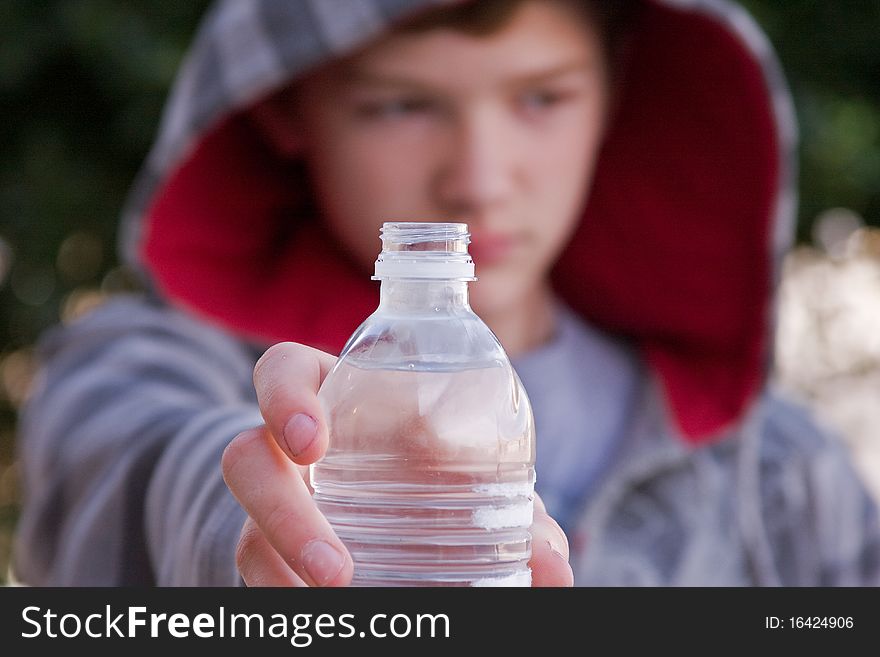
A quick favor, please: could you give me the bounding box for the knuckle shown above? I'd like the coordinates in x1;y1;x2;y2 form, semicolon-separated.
262;501;300;550
221;426;264;479
253;346;277;388
253;343;312;416
235;522;263;576
531;509;570;558
254;342;300;383
549;518;570;553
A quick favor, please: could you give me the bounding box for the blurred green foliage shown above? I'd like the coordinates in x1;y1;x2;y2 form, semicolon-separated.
0;1;878;583
1;1;210;347
740;1;880;241
0;1;211;582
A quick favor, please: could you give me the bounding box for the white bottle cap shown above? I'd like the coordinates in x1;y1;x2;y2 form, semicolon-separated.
372;222;477;281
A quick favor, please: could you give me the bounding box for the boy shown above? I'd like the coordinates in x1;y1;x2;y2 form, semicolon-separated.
14;0;880;585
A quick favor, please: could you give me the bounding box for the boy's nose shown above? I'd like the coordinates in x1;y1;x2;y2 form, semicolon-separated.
433;106;518;215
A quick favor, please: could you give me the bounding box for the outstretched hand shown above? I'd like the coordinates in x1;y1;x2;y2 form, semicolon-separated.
222;341;574;587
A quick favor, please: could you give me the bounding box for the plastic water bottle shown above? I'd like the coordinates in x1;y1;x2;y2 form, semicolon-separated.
311;222;536;586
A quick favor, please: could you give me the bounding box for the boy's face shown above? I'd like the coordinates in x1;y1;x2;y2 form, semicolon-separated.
288;1;609;314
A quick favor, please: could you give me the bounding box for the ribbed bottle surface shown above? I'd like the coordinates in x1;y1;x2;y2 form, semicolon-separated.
312;360;535;587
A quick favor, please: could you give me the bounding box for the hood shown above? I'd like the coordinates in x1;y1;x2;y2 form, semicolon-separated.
118;0;798;444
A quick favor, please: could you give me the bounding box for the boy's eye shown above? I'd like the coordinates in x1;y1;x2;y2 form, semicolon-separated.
518;89;573;112
355;97;436;119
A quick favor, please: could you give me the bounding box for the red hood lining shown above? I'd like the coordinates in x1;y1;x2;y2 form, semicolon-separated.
142;2;779;443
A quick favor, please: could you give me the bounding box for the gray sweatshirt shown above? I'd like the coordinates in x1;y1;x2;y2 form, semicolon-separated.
12;0;880;585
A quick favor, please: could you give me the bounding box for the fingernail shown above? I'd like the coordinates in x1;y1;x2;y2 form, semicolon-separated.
283;413;317;456
547;539;567;561
301;540;345;587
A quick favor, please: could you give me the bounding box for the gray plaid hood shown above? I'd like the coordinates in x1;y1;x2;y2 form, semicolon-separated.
118;0;799;444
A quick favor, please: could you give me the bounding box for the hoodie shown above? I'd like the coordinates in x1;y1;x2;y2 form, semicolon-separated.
13;0;880;585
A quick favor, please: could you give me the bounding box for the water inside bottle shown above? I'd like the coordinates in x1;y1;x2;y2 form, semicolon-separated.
311;357;535;586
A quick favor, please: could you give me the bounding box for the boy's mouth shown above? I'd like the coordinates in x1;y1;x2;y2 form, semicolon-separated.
468;231;519;266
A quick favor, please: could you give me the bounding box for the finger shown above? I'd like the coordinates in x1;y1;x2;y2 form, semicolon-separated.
533;491;547;514
236;517;308;587
529;508;574;587
222;426;353;587
298;463;313;495
253;341;337;465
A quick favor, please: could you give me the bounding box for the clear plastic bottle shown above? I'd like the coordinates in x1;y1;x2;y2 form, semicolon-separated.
311;222;536;587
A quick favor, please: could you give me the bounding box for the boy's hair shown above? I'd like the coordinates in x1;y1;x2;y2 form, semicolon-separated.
396;0;639;75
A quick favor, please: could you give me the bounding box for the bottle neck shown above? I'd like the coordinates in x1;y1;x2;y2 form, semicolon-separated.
378;279;471;314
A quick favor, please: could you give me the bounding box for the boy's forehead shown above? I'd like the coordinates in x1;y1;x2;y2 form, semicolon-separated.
331;6;599;89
